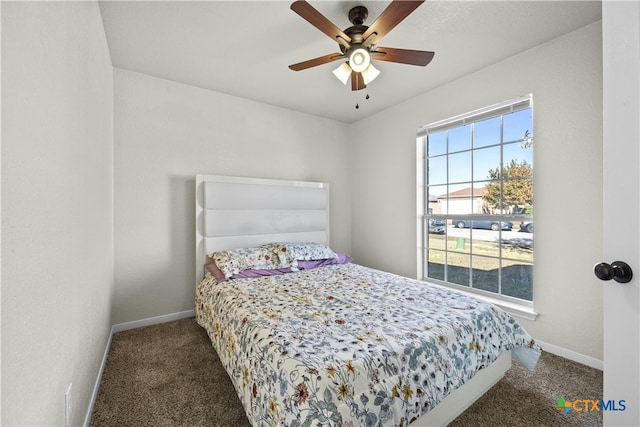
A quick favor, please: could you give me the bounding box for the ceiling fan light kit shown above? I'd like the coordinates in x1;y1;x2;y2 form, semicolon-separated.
348;47;370;72
289;0;435;106
332;62;352;85
361;63;380;85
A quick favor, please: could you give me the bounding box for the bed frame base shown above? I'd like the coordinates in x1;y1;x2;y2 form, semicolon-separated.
412;350;511;426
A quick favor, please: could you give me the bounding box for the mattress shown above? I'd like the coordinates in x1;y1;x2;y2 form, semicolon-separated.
195;261;541;426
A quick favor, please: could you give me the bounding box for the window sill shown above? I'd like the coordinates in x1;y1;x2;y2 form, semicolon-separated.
482;296;538;322
423;280;539;322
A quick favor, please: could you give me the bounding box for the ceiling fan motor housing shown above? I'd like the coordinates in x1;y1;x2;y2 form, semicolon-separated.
348;6;368;25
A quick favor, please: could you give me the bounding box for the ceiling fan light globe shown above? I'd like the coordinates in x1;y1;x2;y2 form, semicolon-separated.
332;62;352;85
349;47;370;72
362;63;380;85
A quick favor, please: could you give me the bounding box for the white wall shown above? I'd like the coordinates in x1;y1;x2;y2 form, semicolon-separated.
350;23;604;361
1;2;114;426
112;69;351;324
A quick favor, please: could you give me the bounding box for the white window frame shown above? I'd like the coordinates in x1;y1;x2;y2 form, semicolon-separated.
416;95;537;320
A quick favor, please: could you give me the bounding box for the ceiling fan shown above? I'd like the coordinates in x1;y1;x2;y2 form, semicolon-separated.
288;0;435;91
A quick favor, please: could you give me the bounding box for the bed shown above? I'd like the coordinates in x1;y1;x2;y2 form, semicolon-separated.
194;174;541;426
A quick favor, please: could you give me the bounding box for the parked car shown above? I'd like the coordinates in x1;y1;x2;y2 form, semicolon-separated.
452;217;513;231
428;218;446;234
520;222;534;233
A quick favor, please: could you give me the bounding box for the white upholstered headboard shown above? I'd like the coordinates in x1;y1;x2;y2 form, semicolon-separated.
195;174;330;282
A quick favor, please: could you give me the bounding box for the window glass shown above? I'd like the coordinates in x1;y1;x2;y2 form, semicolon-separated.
472;256;500;294
427;250;445;281
422;96;534;303
473;146;501;182
427;131;447;156
501;259;533;300
448;126;471;152
503;108;532;143
427;184;447;214
503;141;533;168
448;151;472;183
447;252;470;287
474;117;501;148
427;156;447;186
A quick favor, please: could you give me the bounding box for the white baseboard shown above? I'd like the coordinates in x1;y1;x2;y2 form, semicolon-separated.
537;340;603;371
83;309;196;427
83;327;114;427
111;309;195;333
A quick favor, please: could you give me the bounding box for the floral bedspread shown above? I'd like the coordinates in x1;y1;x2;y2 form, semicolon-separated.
195;263;540;427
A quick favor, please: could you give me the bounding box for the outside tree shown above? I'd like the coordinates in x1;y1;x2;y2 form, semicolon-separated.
483;159;533;213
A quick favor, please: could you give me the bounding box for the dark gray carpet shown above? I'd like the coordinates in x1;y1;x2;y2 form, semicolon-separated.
90;318;602;427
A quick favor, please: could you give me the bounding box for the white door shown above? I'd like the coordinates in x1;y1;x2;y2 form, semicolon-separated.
602;2;640;426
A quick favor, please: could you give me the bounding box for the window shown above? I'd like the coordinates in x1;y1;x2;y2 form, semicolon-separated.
418;96;533;304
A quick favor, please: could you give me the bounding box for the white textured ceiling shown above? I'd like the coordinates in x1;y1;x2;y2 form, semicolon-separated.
99;1;601;123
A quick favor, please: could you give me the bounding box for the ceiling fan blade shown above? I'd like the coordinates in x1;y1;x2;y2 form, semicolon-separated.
291;0;351;44
289;53;345;71
362;0;424;42
351;72;366;91
372;47;435;66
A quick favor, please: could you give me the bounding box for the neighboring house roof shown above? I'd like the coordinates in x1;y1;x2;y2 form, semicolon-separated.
438;187;487;199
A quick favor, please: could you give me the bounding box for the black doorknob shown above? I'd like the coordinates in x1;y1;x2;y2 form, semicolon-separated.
594;261;633;283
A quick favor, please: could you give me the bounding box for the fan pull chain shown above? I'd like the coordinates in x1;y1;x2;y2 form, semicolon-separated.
355;73;360;109
353;73;372;109
357;90;370;108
